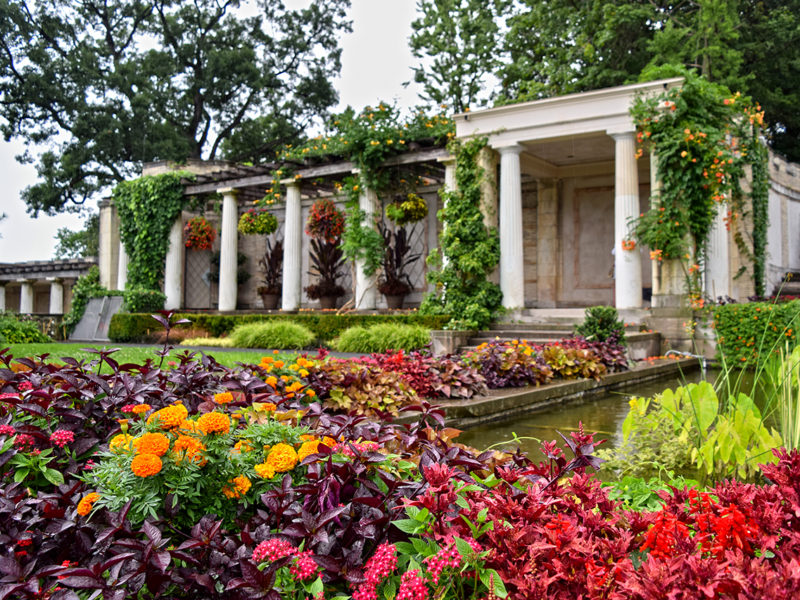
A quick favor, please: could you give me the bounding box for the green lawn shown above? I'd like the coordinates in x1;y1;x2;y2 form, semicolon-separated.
2;343;292;370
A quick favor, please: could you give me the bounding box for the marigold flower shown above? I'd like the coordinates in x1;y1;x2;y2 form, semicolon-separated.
265;376;278;388
131;404;151;415
266;443;298;472
254;402;277;413
306;389;316;397
297;440;323;462
109;433;135;452
131;453;162;477
77;492;100;516
147;404;188;429
222;474;251;499
173;435;206;464
135;432;170;456
299;434;316;442
321;436;336;448
213;392;233;405
254;462;276;479
197;412;231;435
178;419;202;436
232;439;253;454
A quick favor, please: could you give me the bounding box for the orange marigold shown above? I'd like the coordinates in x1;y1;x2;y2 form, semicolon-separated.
299;434;316;442
254;462;276;479
131;453;162;477
197;412;231;435
134;432;170;456
77;492;100;516
214;392;234;405
266;443;298;473
178;419;202;436
265;376;278;388
232;440;253;454
222;474;252;499
297;440;322;462
109;433;135;452
173;435;206;465
321;436;336;448
131;404;151;415
147;404;189;429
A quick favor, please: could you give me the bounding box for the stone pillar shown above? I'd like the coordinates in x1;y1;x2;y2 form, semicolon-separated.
650;151;662;297
478;147;498;230
611;131;643;309
705;207;730;300
537;179;559;307
48;278;64;315
355;184;380;309
164;216;185;310
438;157;457;270
117;242;129;290
0;285;5;312
498;144;525;309
98;199;120;289
19;280;34;314
218;188;239;312
282;182;303;311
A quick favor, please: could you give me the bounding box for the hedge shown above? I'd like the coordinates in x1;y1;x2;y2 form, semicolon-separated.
108;312;451;344
713;300;800;366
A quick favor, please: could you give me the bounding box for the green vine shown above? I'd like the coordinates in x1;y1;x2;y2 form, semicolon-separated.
420;137;502;330
631;69;768;302
338;175;384;278
113;172;195;290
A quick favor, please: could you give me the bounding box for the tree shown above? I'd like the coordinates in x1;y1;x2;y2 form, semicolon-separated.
54;213;99;259
409;0;510;112
0;0;351;216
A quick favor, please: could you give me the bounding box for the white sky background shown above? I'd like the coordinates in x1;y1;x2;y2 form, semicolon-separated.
0;0;425;263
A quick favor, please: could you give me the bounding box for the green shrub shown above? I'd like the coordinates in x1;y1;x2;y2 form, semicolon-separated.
574;305;626;344
714;300;800;367
0;313;51;343
109;312;450;343
333;323;430;353
180;337;234;347
123;287;166;313
229;321;315;349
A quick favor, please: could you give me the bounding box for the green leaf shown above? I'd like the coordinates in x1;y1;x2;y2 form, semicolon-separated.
308;577;323;596
43;468;65;486
480;568;507;598
393;519;425;535
454;536;474;558
14;468;30;483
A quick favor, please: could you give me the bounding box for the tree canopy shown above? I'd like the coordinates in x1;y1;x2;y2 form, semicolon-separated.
54;213;99;260
0;0;351;216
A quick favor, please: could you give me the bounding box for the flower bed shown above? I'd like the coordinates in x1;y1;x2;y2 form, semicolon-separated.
1;340;799;599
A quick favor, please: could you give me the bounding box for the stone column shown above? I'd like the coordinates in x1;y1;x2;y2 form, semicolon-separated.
611;131;643;309
705;207;730;300
0;285;5;312
117;243;129;290
478;147;498;230
437;157;457;270
164;216;185;310
355;183;380;310
498;144;525;309
19;280;34;314
282;182;303;311
97;199;120;289
48;278;64;315
537;179;559;307
650;151;662;297
218;188;239;312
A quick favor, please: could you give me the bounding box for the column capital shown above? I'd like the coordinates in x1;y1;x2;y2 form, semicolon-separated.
216;187;239;196
607;128;637;141
496;143;524;156
436;155;457;166
279;178;301;187
46;277;63;283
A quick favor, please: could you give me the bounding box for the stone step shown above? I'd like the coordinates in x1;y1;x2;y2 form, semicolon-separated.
487;321;576;332
478;328;573;338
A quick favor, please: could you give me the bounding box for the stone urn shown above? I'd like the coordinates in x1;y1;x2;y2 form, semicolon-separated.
259;292;279;310
319;295;338;310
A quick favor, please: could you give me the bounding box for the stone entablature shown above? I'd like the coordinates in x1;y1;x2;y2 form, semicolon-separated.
0;258;96;315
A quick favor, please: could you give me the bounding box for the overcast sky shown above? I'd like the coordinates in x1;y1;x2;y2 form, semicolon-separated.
0;0;424;263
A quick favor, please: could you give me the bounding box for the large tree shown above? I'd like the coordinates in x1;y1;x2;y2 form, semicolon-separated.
409;0;510;113
0;0;351;216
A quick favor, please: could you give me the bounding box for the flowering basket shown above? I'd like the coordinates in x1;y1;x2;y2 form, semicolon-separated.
385;193;428;226
183;216;216;250
305;198;345;242
238;209;278;236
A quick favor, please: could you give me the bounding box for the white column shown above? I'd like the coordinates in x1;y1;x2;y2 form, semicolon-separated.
0;285;5;312
498;144;525;309
282;182;303;311
48;278;64;315
218;188;239;311
117;243;129;290
19;280;34;314
705;207;730;300
355;184;380;309
611;131;643;309
650;151;661;297
164;217;185;310
438;157;457;270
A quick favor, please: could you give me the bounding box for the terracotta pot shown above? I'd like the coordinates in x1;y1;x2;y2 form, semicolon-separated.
384;294;405;309
319;295;338;310
260;292;279;310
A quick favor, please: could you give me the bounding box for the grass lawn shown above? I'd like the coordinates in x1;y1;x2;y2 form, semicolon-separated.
2;342;292;370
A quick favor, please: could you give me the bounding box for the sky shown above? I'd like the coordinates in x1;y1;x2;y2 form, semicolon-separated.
0;0;425;263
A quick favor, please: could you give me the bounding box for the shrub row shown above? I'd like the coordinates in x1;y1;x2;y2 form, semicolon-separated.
109;312;450;343
332;323;430;352
0;312;51;344
714;300;800;366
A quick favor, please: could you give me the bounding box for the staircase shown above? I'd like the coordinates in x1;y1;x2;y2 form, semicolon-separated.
459;321;579;353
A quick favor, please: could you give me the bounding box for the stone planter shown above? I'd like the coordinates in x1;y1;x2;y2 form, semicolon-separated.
319;295;338;310
259;292;279;310
430;330;473;357
384;294;405;309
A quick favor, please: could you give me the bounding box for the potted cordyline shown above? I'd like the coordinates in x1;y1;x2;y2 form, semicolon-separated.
304;199;346;309
378;193;426;308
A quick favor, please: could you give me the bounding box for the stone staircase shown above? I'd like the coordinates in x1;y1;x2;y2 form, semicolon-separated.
459;321;579;353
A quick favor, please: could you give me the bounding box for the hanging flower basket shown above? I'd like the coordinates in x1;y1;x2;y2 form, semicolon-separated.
385;193;428;226
305;198;345;242
238;209;278;236
183;216;216;250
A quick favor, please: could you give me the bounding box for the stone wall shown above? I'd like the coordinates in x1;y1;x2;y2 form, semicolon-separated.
766;152;800;294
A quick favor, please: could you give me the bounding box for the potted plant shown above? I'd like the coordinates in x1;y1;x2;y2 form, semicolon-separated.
257;237;283;310
183;216;216;250
305;238;346;309
377;223;421;309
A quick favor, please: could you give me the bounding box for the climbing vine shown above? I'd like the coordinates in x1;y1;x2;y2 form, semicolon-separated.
631;69;768;302
419;137;502;330
113;172;195;290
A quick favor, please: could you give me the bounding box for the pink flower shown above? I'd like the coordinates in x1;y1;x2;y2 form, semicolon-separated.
120;404;137;413
353;544;398;600
0;424;15;436
50;429;74;448
396;570;428;600
13;433;35;450
83;460;96;471
289;550;318;581
18;381;33;391
252;538;297;563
